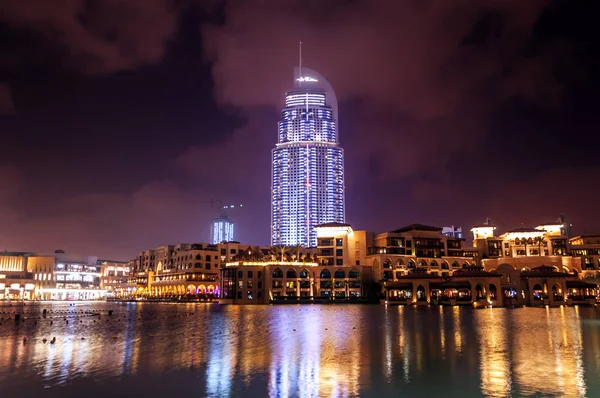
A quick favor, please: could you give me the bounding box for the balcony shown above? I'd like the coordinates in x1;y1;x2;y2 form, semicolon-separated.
319;239;334;247
414;241;443;249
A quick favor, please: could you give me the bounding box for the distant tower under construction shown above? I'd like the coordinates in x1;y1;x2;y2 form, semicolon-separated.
211;204;242;244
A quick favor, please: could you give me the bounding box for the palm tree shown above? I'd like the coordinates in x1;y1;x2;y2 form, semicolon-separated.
533;236;547;256
516;237;531;256
269;245;290;262
293;244;304;263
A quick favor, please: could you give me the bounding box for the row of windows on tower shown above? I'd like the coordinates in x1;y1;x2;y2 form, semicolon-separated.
282;109;333;118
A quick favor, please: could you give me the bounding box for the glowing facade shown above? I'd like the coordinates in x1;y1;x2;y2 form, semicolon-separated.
212;216;234;244
271;67;345;247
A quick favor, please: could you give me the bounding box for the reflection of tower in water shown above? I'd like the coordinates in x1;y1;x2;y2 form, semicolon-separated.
267;308;362;397
205;308;240;396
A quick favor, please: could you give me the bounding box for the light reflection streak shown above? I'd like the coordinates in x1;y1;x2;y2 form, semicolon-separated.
475;308;511;397
397;306;410;383
384;308;392;382
206;311;238;396
120;309;136;375
265;308;363;397
439;305;445;357
452;306;463;354
511;307;587;396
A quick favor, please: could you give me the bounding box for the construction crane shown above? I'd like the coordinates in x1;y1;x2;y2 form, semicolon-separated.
219;203;243;215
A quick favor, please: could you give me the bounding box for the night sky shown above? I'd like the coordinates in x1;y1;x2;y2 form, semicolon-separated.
1;0;599;260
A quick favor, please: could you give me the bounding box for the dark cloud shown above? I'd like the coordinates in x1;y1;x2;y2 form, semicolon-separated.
1;0;178;74
0;0;598;259
200;0;560;184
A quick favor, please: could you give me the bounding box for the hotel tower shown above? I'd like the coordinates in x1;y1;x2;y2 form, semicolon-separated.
271;66;345;247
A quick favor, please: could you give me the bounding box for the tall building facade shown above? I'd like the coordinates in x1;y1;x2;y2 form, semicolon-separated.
212;215;234;244
271;67;345;247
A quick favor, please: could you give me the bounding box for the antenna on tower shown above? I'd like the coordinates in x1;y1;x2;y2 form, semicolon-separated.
299;41;302;80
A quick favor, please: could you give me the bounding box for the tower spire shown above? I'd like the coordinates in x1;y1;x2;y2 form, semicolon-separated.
299;41;302;79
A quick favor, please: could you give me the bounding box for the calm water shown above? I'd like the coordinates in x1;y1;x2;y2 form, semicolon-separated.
1;303;599;397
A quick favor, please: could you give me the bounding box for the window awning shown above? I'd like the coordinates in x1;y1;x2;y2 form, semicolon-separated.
566;280;597;289
385;282;412;289
440;281;471;289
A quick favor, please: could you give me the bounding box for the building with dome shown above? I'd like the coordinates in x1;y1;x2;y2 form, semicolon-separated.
271;67;345;248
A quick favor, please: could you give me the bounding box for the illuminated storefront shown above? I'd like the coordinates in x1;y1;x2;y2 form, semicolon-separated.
44;261;105;300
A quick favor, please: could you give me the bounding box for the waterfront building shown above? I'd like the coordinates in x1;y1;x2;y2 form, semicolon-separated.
0;252;37;300
215;220;599;306
569;234;600;272
99;259;133;297
365;224;477;282
468;220;599;306
43;253;105;300
470;222;579;273
128;242;237;298
27;254;57;299
1;250;109;300
384;266;504;307
271;66;345;248
220;243;362;304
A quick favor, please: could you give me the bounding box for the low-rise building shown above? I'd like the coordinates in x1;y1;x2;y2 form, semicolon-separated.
1;250;113;300
220;244;363;304
129;242;228;299
0;252;36;300
569;234;600;272
384;266;504;307
365;224;477;282
99;259;133;297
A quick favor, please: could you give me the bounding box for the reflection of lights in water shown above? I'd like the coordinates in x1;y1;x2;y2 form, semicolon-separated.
475;308;511;397
120;308;136;375
439;306;445;357
300;310;321;397
43;336;58;385
573;308;587;397
1;303;598;397
384;309;392;382
266;308;361;397
206;315;238;396
512;307;587;397
397;306;410;383
452;306;462;354
269;308;321;397
555;305;586;397
59;335;74;385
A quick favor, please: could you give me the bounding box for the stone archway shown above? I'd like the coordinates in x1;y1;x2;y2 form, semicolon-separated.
488;284;497;300
475;284;485;300
552;283;563;301
416;285;426;302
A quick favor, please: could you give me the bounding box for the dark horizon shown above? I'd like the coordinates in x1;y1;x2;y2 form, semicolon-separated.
1;1;599;260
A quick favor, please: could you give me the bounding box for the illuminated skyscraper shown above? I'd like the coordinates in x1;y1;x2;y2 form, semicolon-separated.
271;66;345;247
211;215;234;244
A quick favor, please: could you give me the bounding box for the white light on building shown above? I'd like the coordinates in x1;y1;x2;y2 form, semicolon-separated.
212;216;234;244
271;67;345;247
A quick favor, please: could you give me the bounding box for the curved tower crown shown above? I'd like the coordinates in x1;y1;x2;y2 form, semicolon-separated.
271;67;345;247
